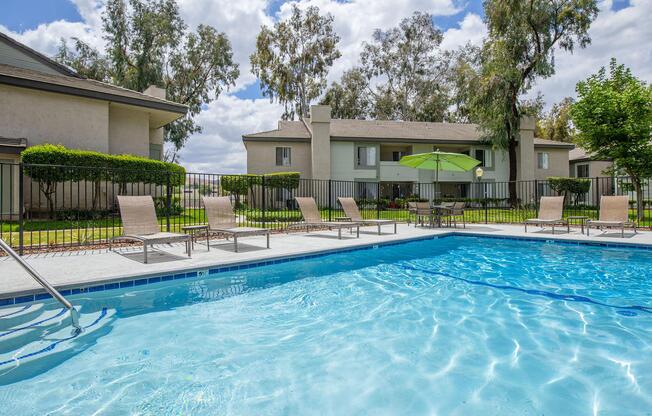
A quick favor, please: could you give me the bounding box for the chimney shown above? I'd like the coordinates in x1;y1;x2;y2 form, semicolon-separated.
309;105;331;179
517;115;536;181
143;85;166;100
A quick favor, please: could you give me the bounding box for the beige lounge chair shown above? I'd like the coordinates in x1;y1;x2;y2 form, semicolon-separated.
524;196;569;234
110;195;191;263
202;196;270;252
337;197;397;234
587;196;636;237
288;197;360;239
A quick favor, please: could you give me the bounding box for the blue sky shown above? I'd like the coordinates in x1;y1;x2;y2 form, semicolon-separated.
0;0;646;173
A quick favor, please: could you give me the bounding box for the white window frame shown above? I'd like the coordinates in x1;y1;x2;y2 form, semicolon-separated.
356;146;377;168
576;163;589;178
537;152;550;170
275;147;291;167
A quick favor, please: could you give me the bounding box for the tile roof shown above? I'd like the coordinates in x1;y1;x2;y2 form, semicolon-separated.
569;146;611;161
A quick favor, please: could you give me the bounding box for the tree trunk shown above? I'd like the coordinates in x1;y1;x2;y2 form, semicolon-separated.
508;138;518;207
634;178;644;222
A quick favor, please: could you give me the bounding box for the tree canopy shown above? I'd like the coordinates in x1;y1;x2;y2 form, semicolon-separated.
250;5;341;120
471;0;598;204
55;0;239;151
571;59;652;220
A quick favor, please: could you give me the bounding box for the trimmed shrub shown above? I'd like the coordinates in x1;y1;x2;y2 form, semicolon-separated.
263;172;300;190
547;177;591;203
22;144;185;217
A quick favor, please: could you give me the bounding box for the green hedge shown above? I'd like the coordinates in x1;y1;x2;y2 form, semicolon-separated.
547;177;591;196
221;172;301;195
22;144;185;186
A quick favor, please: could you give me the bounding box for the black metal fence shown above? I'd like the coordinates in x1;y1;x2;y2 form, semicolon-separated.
0;162;650;253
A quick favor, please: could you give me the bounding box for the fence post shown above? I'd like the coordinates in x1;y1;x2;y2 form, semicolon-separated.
261;175;266;228
18;163;24;255
484;181;488;224
328;179;332;221
376;182;381;220
165;172;171;232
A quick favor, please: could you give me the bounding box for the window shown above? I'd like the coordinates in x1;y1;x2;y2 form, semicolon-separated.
356;146;377;167
356;181;378;199
275;147;291;166
392;151;409;162
149;144;162;160
577;164;589;178
474;149;493;168
537;152;549;170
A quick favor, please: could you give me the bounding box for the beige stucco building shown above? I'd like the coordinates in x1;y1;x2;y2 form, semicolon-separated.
243;105;574;201
0;32;187;217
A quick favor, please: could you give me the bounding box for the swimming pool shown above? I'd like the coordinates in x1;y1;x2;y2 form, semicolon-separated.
1;235;651;415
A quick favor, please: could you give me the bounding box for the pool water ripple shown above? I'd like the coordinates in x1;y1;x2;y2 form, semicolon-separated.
0;236;651;415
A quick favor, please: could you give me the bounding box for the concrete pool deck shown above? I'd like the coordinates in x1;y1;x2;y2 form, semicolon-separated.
1;223;652;302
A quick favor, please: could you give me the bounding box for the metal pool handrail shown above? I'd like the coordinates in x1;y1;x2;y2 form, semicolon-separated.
0;239;82;334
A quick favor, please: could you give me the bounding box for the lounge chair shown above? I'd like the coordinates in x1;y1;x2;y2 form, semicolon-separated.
337;197;397;234
111;195;191;263
524;196;569;234
587;196;636;237
288;197;360;239
202;196;270;252
441;201;466;228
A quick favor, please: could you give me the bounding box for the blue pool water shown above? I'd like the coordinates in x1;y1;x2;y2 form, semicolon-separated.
1;235;651;415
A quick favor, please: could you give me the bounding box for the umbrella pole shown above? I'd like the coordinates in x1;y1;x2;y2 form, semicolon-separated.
435;156;439;202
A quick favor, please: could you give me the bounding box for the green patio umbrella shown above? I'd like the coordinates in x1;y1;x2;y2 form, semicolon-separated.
399;150;481;198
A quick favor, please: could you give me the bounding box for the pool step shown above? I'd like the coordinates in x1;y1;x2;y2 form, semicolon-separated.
0;303;49;330
0;306;115;384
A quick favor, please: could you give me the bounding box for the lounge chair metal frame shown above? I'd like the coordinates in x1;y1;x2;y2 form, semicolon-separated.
110;195;191;263
337;197;397;234
202;196;271;252
288;197;360;239
586;195;637;238
524;196;569;234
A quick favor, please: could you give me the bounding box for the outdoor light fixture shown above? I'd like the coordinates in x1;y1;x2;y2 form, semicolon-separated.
475;167;484;180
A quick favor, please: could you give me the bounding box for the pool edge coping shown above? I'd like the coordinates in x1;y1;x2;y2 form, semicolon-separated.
2;229;652;308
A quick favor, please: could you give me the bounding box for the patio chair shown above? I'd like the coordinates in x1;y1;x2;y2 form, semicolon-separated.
587;196;636;237
202;196;271;252
413;202;434;228
407;201;418;225
288;197;360;239
337;197;397;234
110;195;191;263
524;196;569;234
441;201;466;228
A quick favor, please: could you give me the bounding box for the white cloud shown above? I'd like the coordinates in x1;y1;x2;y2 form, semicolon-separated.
440;13;486;51
175;95;284;173
530;0;652;107
7;0;650;173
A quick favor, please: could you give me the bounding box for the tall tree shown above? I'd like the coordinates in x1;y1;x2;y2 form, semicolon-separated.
321;69;371;119
537;97;576;142
472;0;598;204
444;44;482;123
359;11;448;122
571;59;652;221
250;5;341;120
55;0;239;151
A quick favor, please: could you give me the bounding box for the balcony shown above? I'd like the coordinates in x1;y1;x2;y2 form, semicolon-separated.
379;161;419;182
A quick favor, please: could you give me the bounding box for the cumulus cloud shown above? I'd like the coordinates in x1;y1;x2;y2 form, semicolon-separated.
174;95;284;173
4;0;651;173
531;0;652;106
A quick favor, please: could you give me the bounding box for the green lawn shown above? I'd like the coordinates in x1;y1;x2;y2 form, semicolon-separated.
1;207;649;248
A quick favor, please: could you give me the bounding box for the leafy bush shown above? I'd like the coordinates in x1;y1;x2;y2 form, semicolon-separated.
264;172;300;190
22;144;185;217
547;177;591;202
153;196;183;216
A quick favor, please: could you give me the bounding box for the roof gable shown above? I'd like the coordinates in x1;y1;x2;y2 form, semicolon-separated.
0;32;79;77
